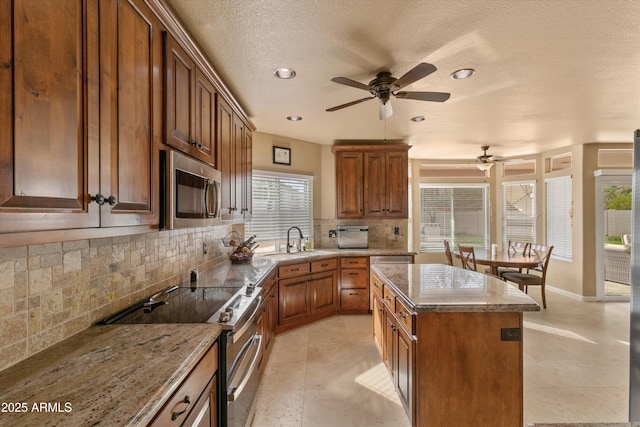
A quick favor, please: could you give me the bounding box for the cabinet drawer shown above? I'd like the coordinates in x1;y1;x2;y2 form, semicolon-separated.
382;285;396;310
311;258;337;273
340;289;369;310
151;342;218;426
340;268;369;289
371;274;384;300
395;297;415;334
341;256;368;268
278;262;310;279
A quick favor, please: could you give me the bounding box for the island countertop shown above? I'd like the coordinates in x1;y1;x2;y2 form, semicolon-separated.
0;323;221;427
371;263;540;313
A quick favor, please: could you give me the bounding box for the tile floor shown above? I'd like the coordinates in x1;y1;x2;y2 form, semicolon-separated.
250;289;630;426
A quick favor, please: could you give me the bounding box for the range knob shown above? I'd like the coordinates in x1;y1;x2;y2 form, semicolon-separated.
219;311;231;322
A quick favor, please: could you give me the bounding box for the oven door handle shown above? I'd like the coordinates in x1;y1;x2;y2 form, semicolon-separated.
227;334;262;402
229;296;262;344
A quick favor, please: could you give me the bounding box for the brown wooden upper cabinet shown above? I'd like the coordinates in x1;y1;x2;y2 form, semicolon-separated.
217;96;252;221
0;0;160;233
333;145;410;219
164;33;216;166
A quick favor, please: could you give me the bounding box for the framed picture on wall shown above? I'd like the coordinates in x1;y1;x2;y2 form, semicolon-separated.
273;146;291;165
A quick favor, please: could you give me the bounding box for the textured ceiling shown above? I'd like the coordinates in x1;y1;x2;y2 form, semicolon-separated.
163;0;640;160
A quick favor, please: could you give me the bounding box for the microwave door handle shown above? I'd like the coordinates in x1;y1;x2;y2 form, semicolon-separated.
213;179;221;218
204;179;213;218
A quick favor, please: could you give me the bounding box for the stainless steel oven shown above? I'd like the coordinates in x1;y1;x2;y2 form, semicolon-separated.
99;282;263;427
162;149;221;229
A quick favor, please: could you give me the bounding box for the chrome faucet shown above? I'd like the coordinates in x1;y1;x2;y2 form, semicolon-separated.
286;226;304;253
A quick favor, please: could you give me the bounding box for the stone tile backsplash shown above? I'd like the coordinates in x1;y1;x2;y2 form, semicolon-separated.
0;224;243;372
314;219;408;250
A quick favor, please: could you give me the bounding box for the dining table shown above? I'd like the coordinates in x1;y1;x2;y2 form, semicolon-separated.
454;247;541;276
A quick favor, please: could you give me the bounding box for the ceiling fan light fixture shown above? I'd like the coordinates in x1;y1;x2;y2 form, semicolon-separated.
379;102;392;120
286;115;302;121
476;162;494;171
411;116;426;122
451;68;475;80
273;67;296;79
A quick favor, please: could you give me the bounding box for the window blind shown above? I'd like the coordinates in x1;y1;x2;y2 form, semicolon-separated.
248;171;313;242
503;181;536;248
419;184;489;252
545;175;572;260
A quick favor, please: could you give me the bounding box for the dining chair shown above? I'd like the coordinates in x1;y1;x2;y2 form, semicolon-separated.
443;240;454;266
502;244;553;309
457;244;477;271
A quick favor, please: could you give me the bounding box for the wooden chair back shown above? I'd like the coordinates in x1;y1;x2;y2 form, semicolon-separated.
443;240;454;266
508;240;530;257
530;244;553;278
457;244;477;271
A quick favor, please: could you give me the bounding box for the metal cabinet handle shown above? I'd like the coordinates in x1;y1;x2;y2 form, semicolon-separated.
349;272;358;276
90;193;116;206
349;292;359;296
384;296;392;301
192;140;204;150
171;395;191;421
373;282;379;288
398;310;408;319
391;325;397;332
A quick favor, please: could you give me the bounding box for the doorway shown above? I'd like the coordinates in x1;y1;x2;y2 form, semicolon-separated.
595;172;632;301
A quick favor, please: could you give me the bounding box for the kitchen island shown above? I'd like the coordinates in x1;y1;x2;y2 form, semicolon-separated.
371;263;540;427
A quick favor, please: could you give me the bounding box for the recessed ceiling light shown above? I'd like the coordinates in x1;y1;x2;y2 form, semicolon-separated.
287;115;302;121
450;68;475;80
411;116;426;122
273;68;296;79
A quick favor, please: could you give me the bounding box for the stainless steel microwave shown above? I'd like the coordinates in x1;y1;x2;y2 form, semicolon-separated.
161;150;221;229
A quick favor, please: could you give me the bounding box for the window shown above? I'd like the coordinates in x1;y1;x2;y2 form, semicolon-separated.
249;170;313;252
503;181;536;248
545;175;572;260
419;184;489;252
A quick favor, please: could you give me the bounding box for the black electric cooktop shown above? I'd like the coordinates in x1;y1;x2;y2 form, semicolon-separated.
100;286;238;325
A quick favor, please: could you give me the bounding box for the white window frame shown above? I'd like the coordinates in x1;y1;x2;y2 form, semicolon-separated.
418;183;490;253
249;170;313;251
502;181;536;248
545;175;572;260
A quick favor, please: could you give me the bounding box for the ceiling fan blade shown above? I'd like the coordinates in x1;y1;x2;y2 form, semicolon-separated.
392;63;437;90
379;101;393;120
395;91;451;102
325;96;375;112
330;77;371;91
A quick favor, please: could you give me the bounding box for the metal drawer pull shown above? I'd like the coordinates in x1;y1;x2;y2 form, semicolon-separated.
171;395;191;421
384;296;392;301
373;282;379;288
349;292;359;296
398;311;408;319
321;263;329;267
291;268;299;272
349;272;358;276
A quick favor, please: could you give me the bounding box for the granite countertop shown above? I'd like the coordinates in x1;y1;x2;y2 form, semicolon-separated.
372;263;540;313
0;323;221;427
254;248;415;263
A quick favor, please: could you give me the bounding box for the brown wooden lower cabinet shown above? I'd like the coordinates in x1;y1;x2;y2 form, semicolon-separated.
276;258;338;332
150;341;218;427
339;256;369;313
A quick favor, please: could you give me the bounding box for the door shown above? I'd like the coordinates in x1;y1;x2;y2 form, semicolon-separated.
372;294;384;356
194;68;216;166
99;0;161;227
385;150;409;218
217;95;234;218
0;0;100;232
310;271;337;315
335;151;364;218
596;173;632;300
278;276;309;325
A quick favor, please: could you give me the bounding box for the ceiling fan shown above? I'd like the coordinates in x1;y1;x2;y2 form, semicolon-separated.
326;63;450;120
476;145;521;171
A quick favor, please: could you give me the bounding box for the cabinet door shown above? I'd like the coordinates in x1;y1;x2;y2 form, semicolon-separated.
382;304;396;378
372;294;384;356
385;150;409;218
217;95;234;219
310;271;337;315
241;130;252;219
396;323;415;422
363;151;386;217
194;68;216;166
278;276;309;325
232;114;244;220
335;151;363;218
0;0;100;233
99;0;160;227
164;33;195;154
